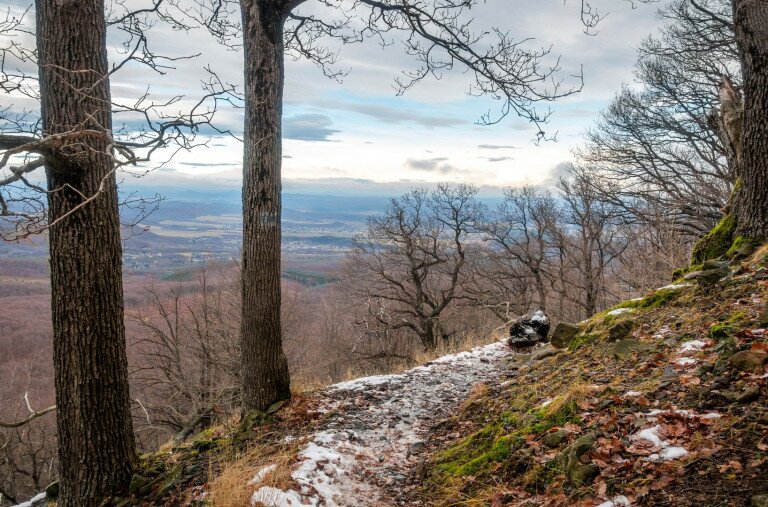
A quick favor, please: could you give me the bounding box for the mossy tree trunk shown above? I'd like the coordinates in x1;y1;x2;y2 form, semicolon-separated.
732;0;768;240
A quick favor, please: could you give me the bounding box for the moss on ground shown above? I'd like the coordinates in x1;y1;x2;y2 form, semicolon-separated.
691;213;736;264
417;243;768;506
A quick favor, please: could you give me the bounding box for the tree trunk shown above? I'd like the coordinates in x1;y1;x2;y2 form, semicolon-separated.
239;0;291;413
36;0;136;504
732;0;768;239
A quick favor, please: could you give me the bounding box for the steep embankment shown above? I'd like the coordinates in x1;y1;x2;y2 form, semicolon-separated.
414;249;768;506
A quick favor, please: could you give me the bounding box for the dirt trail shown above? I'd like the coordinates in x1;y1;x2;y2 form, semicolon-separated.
250;340;512;506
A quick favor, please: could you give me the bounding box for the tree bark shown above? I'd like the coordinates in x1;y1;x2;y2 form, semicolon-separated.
36;0;136;504
732;0;768;239
239;0;291;413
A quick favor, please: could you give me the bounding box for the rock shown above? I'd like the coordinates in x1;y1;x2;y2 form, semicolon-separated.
612;339;649;360
752;494;768;507
129;474;151;495
532;345;558;361
608;320;635;342
550;322;580;348
728;350;768;372
736;385;761;404
156;464;184;497
696;260;732;286
683;270;704;281
759;304;768;328
558;433;599;486
711;376;730;390
569;463;600;486
509;310;550;348
44;481;59;499
543;429;568;448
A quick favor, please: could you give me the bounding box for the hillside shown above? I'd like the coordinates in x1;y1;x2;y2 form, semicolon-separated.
27;245;767;507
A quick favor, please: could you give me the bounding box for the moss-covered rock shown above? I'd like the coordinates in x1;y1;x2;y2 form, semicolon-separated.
543;429;569;448
608;320;635;342
557;433;598;486
550;322;580;348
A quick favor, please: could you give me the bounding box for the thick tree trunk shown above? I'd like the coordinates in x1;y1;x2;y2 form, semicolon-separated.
732;0;768;239
36;0;136;504
239;0;291;413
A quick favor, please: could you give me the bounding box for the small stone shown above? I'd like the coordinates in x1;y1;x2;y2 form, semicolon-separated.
736;385;761;404
569;463;599;486
759;304;768;328
728;350;768;372
532;345;558;361
550;322;580;348
752;494;768;507
543;429;568;448
558;433;598;485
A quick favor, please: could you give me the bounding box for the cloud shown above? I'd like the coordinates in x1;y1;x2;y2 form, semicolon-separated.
405;157;462;174
486;156;514;163
478;144;518;150
283;114;341;142
315;99;468;128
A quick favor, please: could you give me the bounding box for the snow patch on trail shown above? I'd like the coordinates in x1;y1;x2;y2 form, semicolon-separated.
250;340;512;506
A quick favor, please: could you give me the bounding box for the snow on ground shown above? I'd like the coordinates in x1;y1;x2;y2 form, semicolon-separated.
596;495;631;507
11;492;46;507
657;283;692;290
607;308;634;316
630;409;722;464
250;340;512;506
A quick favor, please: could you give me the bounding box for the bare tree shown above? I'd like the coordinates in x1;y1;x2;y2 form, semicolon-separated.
341;184;482;351
477;186;560;314
131;268;240;445
577;0;737;236
558;168;629;318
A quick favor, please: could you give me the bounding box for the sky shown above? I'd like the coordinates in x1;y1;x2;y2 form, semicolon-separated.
4;0;670;197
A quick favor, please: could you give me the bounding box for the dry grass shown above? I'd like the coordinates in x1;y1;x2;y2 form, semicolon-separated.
541;382;596;420
207;441;300;507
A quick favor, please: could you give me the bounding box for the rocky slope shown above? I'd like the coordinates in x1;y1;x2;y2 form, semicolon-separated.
414;249;768;506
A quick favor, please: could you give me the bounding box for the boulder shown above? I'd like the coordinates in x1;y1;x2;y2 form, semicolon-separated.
550;322;579;348
728;350;768;372
509;310;550;349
